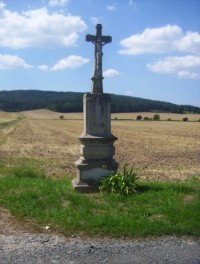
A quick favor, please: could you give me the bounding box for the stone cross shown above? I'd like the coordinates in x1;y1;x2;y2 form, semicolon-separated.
86;24;112;93
72;24;118;193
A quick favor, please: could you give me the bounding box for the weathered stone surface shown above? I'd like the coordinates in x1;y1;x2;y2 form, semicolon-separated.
80;143;115;159
72;24;117;193
83;93;111;137
73;94;118;192
86;24;112;94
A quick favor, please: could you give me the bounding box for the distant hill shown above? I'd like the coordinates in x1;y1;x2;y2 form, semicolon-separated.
0;90;200;114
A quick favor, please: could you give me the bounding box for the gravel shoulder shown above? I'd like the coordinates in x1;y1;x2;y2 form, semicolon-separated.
0;208;200;264
1;232;200;264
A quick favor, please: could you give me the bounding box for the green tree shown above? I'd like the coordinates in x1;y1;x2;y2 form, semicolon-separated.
136;115;142;120
153;114;160;121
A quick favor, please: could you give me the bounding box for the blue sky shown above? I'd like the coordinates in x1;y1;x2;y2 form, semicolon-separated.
0;0;200;107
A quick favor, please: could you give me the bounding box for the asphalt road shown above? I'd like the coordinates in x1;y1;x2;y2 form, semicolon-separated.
0;233;200;264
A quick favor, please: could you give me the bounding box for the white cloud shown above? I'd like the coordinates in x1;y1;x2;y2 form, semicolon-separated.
106;4;116;11
147;55;200;79
38;65;49;71
125;90;134;96
128;1;137;12
119;25;200;55
90;16;103;25
177;31;200;53
119;24;200;79
51;55;89;71
49;0;69;7
0;2;5;8
0;54;32;70
0;3;87;49
129;0;133;6
177;71;200;79
39;56;89;71
103;69;120;77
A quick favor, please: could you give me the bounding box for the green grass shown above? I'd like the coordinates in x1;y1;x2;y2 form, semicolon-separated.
0;169;199;238
0;119;20;129
0;158;47;177
0;119;22;144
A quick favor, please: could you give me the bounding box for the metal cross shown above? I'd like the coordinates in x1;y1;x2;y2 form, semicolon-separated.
86;24;112;93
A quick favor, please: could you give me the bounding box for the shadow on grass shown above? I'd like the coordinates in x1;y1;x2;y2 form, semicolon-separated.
135;180;198;195
135;184;163;193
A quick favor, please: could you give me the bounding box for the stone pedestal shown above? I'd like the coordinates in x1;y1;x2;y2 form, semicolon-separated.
72;93;118;192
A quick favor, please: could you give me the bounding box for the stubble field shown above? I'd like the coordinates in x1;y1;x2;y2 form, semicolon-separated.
0;109;200;182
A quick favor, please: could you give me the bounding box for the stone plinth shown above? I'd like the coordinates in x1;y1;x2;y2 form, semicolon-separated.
72;93;118;192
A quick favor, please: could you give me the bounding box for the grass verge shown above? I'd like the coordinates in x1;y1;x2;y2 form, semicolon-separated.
0;119;22;131
0;170;199;238
0;118;22;144
0;158;47;177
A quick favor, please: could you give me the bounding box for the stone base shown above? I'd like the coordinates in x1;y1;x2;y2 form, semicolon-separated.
72;178;100;193
73;157;118;193
72;92;118;193
76;158;117;181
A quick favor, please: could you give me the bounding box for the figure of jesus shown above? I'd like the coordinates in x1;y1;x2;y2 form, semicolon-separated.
86;24;112;93
95;39;103;76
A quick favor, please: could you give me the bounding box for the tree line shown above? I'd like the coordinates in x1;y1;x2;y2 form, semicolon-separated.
0;90;199;114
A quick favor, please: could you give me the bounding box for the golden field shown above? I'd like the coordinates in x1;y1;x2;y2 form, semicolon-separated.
0;110;200;182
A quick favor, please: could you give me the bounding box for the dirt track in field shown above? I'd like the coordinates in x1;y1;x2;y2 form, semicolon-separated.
0;110;200;181
0;117;81;178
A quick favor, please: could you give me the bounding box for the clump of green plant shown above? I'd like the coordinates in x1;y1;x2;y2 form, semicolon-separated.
99;166;138;195
182;117;188;122
59;115;64;120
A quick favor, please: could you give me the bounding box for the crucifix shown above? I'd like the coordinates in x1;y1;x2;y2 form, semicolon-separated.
73;24;118;193
86;24;112;93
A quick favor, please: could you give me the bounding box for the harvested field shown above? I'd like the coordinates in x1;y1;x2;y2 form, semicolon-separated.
21;109;83;120
113;120;200;181
0;111;22;121
0;110;200;181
